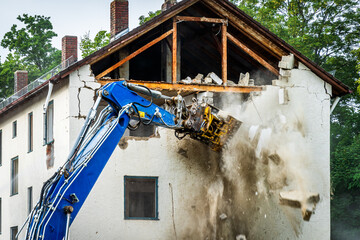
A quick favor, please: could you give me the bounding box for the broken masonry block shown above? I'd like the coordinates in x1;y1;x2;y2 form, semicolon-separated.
207;72;223;85
180;76;192;84
280;68;291;77
279;191;320;221
278;54;295;70
238;72;249;86
278;88;288;105
227;80;237;86
204;77;212;84
194;73;203;81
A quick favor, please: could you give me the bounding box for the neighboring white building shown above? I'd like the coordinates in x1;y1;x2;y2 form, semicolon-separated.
0;0;350;239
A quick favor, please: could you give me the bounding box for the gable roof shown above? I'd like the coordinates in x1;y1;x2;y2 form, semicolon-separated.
73;0;349;96
0;0;351;117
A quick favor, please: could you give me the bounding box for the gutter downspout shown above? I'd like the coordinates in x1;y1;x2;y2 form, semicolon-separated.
43;81;54;144
330;96;341;114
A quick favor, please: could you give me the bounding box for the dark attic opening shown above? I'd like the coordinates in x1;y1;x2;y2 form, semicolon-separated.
91;1;280;86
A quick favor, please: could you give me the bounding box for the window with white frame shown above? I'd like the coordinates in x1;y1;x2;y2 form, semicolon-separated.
124;176;158;220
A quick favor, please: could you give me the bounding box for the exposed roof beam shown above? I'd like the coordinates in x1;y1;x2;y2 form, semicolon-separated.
202;0;286;59
227;32;279;76
98;80;263;93
176;16;227;24
96;29;174;80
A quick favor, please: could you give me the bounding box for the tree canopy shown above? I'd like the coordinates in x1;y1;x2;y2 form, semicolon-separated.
139;10;162;25
0;14;61;99
79;31;111;58
1;14;61;72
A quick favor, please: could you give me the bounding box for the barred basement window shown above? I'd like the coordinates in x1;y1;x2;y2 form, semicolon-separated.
124;176;158;220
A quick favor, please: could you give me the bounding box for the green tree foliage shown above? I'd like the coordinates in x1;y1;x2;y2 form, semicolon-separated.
1;14;61;72
80;31;111;58
230;0;360;237
139;10;162;25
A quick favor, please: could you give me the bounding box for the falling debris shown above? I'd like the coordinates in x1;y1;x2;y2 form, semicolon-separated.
219;213;227;220
236;234;247;240
279;191;320;221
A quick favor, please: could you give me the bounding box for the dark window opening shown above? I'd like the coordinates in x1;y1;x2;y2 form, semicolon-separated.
12;121;17;138
10;226;18;240
11;157;18;196
124;176;158;220
28;112;33;152
28;187;33;215
44;101;54;145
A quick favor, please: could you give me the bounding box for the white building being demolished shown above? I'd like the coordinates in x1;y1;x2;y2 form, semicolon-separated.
0;0;350;239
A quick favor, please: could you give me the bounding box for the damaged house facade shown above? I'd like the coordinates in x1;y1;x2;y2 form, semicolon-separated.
0;0;350;239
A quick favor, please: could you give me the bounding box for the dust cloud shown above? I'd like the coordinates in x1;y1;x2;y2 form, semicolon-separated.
176;91;315;239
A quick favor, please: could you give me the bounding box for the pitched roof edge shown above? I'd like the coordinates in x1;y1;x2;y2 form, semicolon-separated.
214;0;350;96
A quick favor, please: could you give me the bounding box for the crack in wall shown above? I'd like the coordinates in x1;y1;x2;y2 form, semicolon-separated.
74;69;99;119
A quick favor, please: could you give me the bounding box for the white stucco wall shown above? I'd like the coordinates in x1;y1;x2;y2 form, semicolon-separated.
69;64;331;239
0;79;70;240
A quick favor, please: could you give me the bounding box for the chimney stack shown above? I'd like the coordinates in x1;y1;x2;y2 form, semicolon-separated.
162;0;177;12
110;0;129;38
62;36;78;64
14;70;28;93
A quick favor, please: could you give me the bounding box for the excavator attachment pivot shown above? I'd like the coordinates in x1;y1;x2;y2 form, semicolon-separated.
176;100;241;152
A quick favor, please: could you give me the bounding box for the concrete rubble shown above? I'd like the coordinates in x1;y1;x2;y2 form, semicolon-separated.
279;190;320;221
179;71;258;86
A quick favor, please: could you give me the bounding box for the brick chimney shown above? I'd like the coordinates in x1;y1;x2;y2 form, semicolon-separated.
14;70;28;92
62;36;78;63
110;0;129;38
162;0;177;12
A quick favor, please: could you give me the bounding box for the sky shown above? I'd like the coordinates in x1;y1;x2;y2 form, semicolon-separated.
0;0;165;62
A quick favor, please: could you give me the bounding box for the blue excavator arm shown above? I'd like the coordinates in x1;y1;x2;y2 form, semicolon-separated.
22;81;240;240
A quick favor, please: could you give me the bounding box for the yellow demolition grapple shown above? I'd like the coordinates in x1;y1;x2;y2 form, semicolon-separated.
176;101;241;152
